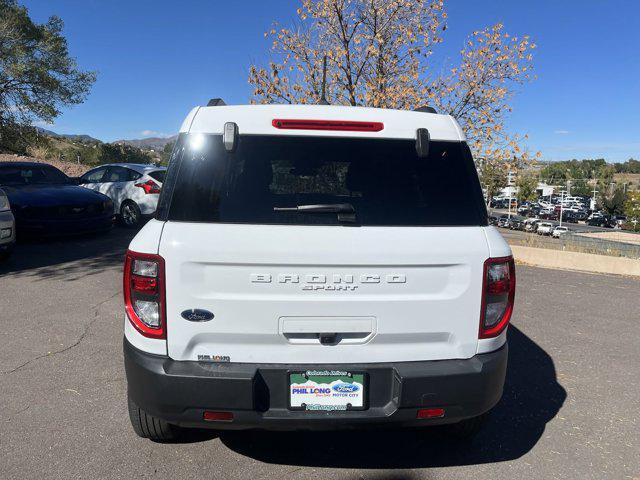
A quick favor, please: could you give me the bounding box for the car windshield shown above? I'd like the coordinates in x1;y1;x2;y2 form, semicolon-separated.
0;165;71;186
159;133;487;226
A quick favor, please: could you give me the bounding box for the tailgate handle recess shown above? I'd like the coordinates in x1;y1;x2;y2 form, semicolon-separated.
280;317;376;345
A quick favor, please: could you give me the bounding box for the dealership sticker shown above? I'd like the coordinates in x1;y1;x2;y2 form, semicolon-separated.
289;374;364;410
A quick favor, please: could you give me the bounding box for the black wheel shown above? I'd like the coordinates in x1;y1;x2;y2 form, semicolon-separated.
120;201;142;228
127;395;178;442
0;243;13;261
443;412;488;440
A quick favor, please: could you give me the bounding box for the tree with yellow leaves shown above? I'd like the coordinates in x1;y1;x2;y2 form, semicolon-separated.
249;0;537;167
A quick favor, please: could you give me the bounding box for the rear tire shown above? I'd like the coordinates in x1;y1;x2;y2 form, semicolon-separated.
120;201;142;228
127;395;178;442
443;412;488;440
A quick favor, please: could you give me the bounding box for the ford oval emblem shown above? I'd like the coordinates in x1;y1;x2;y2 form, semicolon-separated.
332;382;360;393
181;309;215;322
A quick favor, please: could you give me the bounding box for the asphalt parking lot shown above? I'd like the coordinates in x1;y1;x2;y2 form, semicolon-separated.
1;227;639;480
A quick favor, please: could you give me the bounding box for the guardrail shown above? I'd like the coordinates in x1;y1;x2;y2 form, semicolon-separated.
503;229;640;260
561;233;640;260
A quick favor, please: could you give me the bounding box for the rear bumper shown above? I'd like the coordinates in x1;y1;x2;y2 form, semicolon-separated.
137;197;159;215
124;339;508;430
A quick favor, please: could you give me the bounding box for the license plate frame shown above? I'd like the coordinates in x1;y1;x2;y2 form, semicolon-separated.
288;369;368;412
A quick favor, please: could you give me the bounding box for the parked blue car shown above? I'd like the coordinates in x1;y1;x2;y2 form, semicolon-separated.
0;162;114;238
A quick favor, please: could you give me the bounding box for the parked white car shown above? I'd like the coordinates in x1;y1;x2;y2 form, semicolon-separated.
0;187;16;260
123;100;515;441
552;226;569;238
79;163;166;227
537;222;555;235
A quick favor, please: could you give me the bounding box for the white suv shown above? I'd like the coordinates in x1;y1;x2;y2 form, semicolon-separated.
79;163;166;227
536;222;555;235
123;101;515;441
552;226;569;238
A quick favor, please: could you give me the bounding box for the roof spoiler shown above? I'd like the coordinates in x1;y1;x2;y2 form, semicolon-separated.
207;98;226;107
414;106;437;114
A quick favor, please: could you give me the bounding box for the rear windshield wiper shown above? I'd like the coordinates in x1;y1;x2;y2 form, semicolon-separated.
274;203;357;222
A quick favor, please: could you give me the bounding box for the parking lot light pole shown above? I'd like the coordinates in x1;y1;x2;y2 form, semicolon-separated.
559;190;565;227
507;171;515;220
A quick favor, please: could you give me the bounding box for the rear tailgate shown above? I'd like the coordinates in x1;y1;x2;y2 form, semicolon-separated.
160;223;489;364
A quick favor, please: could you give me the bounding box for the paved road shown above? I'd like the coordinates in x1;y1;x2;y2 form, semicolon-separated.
1;228;639;480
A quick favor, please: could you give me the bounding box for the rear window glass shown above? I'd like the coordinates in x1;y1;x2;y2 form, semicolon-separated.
159;134;486;226
0;165;71;186
148;170;166;183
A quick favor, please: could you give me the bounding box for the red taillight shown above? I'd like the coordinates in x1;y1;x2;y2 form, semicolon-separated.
203;411;234;422
131;275;157;293
271;119;384;132
124;251;166;339
479;256;516;339
417;408;445;419
135;179;161;194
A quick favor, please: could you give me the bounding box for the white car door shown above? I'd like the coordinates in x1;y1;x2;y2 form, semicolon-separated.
101;166;131;213
79;166;108;193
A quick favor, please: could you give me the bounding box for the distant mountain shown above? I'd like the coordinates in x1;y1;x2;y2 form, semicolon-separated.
34;127;177;152
113;135;177;151
36;127;101;143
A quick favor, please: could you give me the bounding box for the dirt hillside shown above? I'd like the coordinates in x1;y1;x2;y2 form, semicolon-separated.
0;153;90;177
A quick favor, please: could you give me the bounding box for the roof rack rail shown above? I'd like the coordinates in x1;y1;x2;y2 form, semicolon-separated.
414;106;437;114
207;98;226;107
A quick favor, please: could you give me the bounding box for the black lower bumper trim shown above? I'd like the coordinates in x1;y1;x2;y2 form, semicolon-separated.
124;339;508;430
0;240;14;253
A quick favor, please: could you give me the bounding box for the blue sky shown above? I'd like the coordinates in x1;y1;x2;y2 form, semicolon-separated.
22;0;640;162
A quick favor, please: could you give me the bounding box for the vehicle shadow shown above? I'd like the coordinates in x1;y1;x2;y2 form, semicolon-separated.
217;326;566;468
0;225;137;281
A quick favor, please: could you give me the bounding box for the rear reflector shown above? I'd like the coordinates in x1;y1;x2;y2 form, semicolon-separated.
131;275;157;293
417;408;445;419
272;119;384;132
203;411;234;422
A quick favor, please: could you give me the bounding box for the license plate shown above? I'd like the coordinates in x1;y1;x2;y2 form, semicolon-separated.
289;370;366;411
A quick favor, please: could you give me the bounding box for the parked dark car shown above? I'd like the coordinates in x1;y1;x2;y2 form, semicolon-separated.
587;216;614;228
528;207;541;217
562;211;579;223
488;215;499;226
539;211;559;221
586;217;601;227
574;210;589;221
0;162;114;237
509;219;525;230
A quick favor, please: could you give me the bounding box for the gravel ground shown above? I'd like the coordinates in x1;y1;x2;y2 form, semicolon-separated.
0;227;638;479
